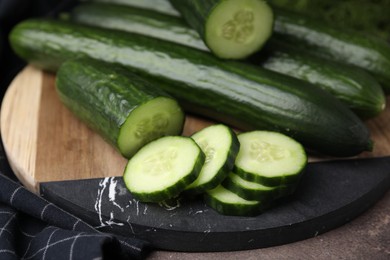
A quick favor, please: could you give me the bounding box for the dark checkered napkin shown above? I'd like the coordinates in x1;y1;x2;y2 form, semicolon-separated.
1;1;151;258
0;146;151;260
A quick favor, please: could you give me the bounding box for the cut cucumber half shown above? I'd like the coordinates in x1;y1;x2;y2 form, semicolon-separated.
206;0;274;59
185;124;239;194
170;0;274;59
118;97;184;158
56;58;185;159
222;172;298;201
123;136;205;202
234;131;307;186
204;185;267;216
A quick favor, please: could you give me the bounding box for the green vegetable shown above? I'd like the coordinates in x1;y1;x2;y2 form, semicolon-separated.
91;0;390;42
204;185;267;216
70;2;386;118
9;19;373;156
55;58;185;158
168;0;274;59
234;131;307;186
222;172;298;201
123;136;205;202
70;3;209;51
87;0;390;93
255;40;386;118
92;0;180;16
272;8;390;93
268;0;390;42
185;124;239;194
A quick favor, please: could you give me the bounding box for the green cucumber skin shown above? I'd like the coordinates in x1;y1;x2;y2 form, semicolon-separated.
92;0;180;16
10;19;372;156
234;165;305;187
71;3;208;51
204;196;264;216
268;0;390;42
204;189;266;217
185;125;240;195
70;3;385;118
168;0;215;44
273;8;390;93
256;40;386;119
88;0;390;92
56;58;176;157
222;173;298;201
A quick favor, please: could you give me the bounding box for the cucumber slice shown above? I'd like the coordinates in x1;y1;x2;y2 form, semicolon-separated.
222;172;298;201
170;0;274;59
234;131;307;186
204;185;267;216
185;124;239;194
123;136;205;202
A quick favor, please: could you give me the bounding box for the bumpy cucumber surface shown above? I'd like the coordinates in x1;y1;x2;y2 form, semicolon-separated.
123;136;205;202
70;3;385;118
268;0;390;42
169;0;274;59
234;131;307;186
10;19;373;156
185;124;239;194
71;3;208;51
56;58;185;158
253;40;386;118
272;8;390;93
92;0;180;16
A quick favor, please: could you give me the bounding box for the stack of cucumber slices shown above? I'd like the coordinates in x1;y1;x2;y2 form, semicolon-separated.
123;125;307;217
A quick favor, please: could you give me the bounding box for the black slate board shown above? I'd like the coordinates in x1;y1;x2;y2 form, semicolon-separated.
40;157;390;252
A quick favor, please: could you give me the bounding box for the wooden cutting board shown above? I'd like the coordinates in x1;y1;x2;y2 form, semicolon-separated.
1;66;390;252
0;66;216;192
2;66;390;193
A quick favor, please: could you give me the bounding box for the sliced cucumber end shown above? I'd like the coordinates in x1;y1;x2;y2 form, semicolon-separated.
118;97;184;158
205;0;274;59
123;136;204;202
235;131;307;185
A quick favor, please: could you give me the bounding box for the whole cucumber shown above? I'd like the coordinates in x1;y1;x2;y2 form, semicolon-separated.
273;8;390;93
90;0;390;93
70;2;385;118
10;19;372;156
